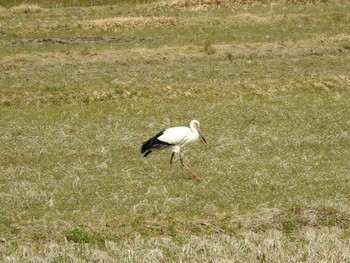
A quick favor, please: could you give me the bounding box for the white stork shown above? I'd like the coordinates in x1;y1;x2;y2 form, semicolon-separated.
141;120;207;183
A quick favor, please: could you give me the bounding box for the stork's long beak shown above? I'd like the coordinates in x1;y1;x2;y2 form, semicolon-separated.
198;128;207;144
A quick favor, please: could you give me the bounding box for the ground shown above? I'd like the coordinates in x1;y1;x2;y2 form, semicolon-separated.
1;0;350;261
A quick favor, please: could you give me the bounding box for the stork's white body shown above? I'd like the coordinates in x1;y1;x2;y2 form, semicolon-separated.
141;120;206;183
157;126;200;154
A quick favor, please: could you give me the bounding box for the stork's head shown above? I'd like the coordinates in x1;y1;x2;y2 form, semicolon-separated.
190;120;207;144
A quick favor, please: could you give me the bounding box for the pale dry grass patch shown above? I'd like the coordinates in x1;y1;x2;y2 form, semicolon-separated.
230;204;350;232
327;33;350;42
78;16;178;31
232;13;275;23
10;4;45;13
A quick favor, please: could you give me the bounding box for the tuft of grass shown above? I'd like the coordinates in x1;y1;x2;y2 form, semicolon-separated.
203;40;216;55
342;43;350;50
65;227;108;245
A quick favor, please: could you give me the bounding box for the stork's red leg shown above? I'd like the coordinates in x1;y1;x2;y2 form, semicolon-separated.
169;152;175;178
179;154;201;183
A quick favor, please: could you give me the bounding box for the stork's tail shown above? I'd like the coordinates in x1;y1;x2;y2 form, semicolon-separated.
141;130;173;157
141;139;153;157
141;133;161;157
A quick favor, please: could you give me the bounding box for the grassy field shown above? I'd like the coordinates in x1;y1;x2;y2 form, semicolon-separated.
1;0;350;261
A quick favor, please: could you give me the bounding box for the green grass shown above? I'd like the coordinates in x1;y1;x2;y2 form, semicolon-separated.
1;0;350;261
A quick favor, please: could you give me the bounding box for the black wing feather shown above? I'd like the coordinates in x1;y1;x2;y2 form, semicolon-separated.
141;130;174;157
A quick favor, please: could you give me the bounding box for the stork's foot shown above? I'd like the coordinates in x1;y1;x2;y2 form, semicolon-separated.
194;176;202;183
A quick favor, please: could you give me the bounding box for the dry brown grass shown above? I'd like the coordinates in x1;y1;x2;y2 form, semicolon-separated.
78;16;178;30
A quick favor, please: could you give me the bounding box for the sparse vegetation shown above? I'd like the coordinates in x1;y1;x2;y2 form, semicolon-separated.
1;0;350;261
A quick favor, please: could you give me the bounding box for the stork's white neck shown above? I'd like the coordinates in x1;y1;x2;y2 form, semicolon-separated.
189;125;199;141
188;120;201;143
190;124;195;132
